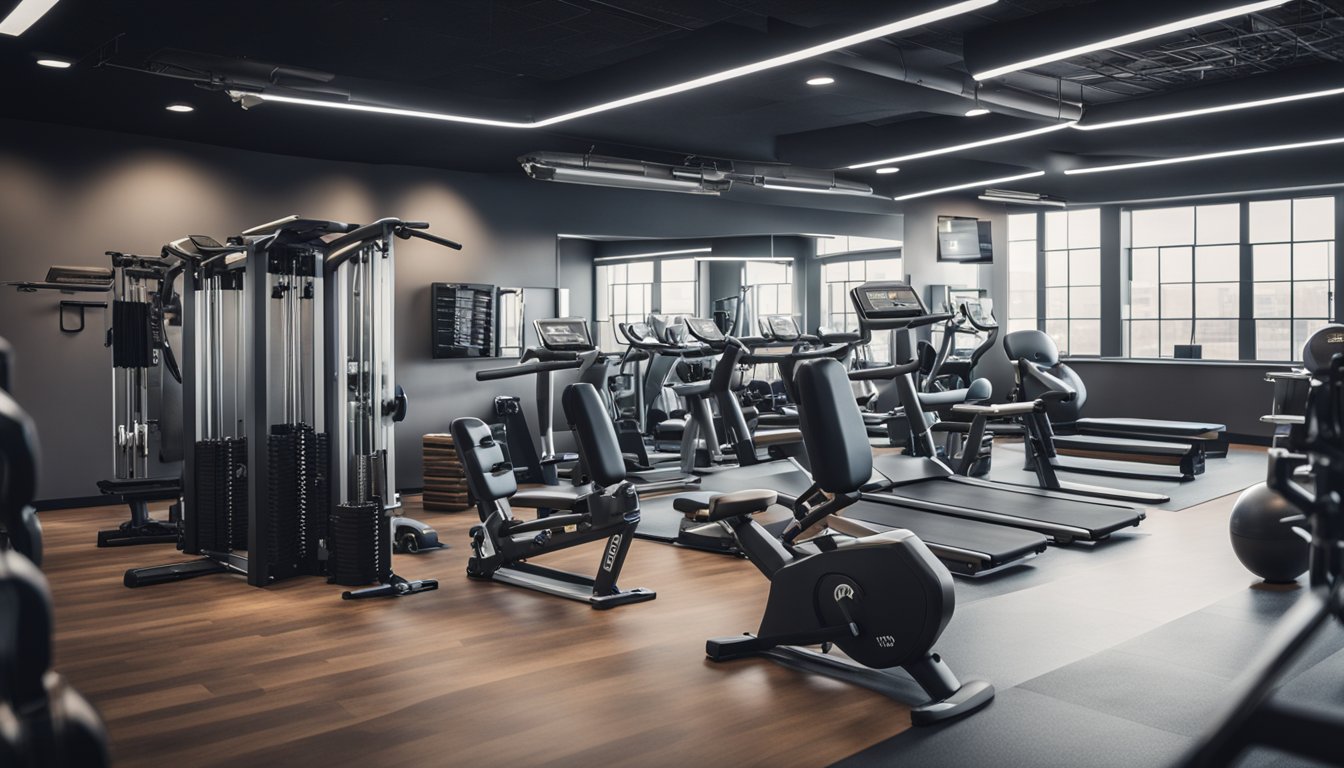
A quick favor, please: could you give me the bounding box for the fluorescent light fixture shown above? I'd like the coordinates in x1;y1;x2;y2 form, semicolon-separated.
806;76;836;86
848;122;1072;168
978;194;1066;207
1076;86;1344;131
166;102;195;113
229;1;997;129
0;0;59;36
875;166;901;174
972;0;1288;81
547;166;713;194
759;179;876;197
35;57;70;69
594;247;712;262
693;256;794;262
964;107;991;117
1064;136;1344;175
894;170;1045;201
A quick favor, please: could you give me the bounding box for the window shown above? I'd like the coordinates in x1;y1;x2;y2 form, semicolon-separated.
820;256;902;362
1006;213;1037;335
1251;196;1335;361
595;260;654;350
595;258;702;349
1043;208;1101;355
1126;203;1240;359
744;260;794;330
659;258;698;316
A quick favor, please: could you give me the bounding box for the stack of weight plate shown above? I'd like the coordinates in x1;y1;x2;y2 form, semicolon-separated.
422;433;472;512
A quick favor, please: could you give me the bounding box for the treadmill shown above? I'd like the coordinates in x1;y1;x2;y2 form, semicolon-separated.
534;318;698;493
846;281;1146;547
649;318;1050;576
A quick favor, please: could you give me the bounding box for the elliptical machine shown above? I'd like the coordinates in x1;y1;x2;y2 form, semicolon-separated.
688;356;994;724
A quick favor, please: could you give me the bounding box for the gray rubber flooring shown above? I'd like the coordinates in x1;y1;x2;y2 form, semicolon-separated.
833;447;1343;768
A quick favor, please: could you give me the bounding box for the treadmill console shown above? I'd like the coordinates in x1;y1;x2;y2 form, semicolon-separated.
534;318;595;352
962;300;997;327
684;317;725;343
760;314;802;342
850;281;930;330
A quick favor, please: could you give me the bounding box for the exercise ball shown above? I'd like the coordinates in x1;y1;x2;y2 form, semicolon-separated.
1229;482;1309;583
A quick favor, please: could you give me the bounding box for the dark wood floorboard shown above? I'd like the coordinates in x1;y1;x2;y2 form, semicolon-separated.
42;496;905;768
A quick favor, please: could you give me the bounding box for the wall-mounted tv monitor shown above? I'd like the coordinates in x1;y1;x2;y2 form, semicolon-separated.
937;216;993;263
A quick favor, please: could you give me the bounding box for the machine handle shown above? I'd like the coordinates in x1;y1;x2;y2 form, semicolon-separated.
399;227;463;250
848;359;922;381
906;312;955;329
475;358;583;381
384;384;409;422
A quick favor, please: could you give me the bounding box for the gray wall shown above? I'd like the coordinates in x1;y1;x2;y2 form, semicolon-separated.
0;118;903;501
1069;360;1278;439
900;196;1014;401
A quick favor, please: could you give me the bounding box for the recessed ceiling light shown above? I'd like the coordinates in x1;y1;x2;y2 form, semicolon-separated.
166;102;195;113
806;76;836;86
227;0;998;129
848;122;1072;168
0;0;61;37
972;0;1288;81
35;57;70;69
894;170;1045;201
964;107;991;117
875;167;901;174
1064;136;1344;175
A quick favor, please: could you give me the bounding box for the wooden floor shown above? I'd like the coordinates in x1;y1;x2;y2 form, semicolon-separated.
44;497;908;768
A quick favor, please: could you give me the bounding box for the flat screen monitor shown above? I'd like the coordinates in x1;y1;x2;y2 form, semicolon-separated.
937;216;992;263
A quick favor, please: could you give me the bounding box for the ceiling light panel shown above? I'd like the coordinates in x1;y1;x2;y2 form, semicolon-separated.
971;0;1288;81
847;122;1072;169
1076;86;1344;131
894;170;1045;201
1064;136;1344;175
229;1;997;129
0;0;59;36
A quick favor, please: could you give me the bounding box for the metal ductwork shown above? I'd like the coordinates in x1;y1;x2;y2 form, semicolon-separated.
518;152;874;197
821;51;1083;122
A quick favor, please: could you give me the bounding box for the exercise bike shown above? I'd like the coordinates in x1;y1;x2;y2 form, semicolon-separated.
686;356;994;724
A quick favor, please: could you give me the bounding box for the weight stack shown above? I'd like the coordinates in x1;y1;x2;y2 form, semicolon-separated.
192;437;248;553
327;501;384;586
265;424;330;581
111;299;153;368
422;433;472;512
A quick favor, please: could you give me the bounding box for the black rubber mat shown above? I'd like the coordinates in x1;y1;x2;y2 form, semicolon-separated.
833;593;1344;768
833;687;1190;768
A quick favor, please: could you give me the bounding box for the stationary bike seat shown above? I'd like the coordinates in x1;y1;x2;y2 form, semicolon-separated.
675;490;777;522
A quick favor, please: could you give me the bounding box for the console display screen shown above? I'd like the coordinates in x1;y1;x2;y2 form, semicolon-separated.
862;287;921;313
535;319;592;350
684;317;724;341
763;315;800;340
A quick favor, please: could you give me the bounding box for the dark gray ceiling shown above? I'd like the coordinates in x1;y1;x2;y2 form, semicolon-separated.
3;0;1344;205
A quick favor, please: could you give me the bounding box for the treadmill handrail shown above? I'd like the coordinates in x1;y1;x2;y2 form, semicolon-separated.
476;358;583;382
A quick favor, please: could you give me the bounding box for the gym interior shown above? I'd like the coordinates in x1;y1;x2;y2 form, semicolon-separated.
2;1;1343;766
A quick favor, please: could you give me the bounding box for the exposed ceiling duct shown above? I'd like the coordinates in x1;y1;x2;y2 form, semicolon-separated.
821;50;1083;122
517;152;875;198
